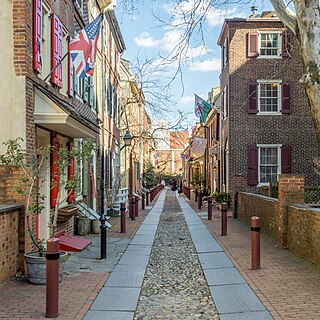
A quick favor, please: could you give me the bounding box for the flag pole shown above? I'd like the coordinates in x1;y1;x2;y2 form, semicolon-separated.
43;51;69;82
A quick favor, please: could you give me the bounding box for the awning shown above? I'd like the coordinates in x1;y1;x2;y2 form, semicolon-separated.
34;89;97;139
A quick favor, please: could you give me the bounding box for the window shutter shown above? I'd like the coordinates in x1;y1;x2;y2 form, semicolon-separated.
281;146;292;174
83;77;89;101
247;32;259;57
221;45;225;70
50;136;60;207
216;113;220;140
33;0;42;73
89;78;94;107
224;38;229;65
248;146;258;186
248;80;258;113
68;36;74;97
67;141;75;203
51;14;63;87
282;31;292;58
282;82;291;114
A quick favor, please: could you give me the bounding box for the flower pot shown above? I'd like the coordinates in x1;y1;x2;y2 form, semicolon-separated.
92;219;101;234
77;216;90;235
24;251;68;285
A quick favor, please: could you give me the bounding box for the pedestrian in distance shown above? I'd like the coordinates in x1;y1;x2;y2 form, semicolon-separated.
171;179;177;196
178;179;183;196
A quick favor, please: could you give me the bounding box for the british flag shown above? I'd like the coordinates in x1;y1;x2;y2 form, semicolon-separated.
69;14;102;78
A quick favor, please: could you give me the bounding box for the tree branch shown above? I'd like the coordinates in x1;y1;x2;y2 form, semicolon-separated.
270;0;297;34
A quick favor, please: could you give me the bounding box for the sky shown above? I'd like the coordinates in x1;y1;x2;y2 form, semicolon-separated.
115;0;273;128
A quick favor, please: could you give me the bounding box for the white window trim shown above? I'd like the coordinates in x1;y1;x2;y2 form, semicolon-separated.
257;79;282;115
257;144;282;186
40;2;51;82
257;31;282;59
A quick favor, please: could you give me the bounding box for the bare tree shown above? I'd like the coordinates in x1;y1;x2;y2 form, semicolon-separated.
118;0;320;139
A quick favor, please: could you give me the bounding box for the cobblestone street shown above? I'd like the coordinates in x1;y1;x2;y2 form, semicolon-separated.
134;192;218;320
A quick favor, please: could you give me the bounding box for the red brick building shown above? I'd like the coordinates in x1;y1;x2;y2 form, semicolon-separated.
217;11;320;193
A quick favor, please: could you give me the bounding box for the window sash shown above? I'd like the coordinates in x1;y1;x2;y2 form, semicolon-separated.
258;81;281;113
260;33;280;56
258;146;280;184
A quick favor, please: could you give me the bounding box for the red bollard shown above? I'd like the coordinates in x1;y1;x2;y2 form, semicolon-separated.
221;202;228;236
146;191;149;206
207;196;212;220
131;197;136;221
251;216;261;270
135;196;139;217
197;192;202;209
46;238;60;318
120;203;126;233
142;193;145;210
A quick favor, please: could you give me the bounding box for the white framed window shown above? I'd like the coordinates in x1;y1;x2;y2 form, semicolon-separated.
75;0;84;12
258;144;281;185
258;80;282;114
259;32;281;57
61;28;69;95
40;2;51;81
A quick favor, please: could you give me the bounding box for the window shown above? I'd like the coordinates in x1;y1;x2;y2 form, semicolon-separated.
221;37;229;69
258;80;281;113
62;28;69;95
260;33;280;56
258;145;280;184
40;3;51;80
75;0;84;12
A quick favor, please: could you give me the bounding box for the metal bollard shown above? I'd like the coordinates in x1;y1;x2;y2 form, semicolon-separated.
135;196;139;217
207;196;212;220
251;216;261;270
197;192;202;209
46;238;60;318
120;202;126;233
131;197;136;221
221;202;228;236
142;193;145;210
146;191;149;206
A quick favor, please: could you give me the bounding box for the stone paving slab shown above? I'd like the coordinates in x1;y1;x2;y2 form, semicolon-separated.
105;270;145;287
199;251;234;270
209;283;267;314
112;262;147;273
125;245;152;254
204;268;245;286
193;240;223;253
118;252;150;265
219;311;273;320
90;284;140;312
84;310;134;320
130;235;155;245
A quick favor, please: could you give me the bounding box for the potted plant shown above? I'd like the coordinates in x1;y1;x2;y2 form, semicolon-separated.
211;191;232;208
0;138;94;284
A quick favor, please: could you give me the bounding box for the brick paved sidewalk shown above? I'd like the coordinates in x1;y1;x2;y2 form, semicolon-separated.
0;204;152;319
186;195;320;320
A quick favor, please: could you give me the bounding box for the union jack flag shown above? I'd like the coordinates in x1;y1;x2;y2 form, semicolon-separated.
69;14;102;78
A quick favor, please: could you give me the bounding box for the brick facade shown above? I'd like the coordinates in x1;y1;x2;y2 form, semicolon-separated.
218;17;320;192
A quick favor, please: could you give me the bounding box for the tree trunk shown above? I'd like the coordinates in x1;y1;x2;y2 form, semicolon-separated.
271;0;320;139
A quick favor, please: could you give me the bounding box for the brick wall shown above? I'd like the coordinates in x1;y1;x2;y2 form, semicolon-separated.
237;192;278;240
288;205;320;265
0;207;20;283
236;174;320;266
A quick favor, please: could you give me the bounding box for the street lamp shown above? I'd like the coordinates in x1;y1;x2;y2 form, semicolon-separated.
123;131;134;218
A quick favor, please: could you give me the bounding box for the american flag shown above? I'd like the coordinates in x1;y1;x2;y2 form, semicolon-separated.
69;14;102;78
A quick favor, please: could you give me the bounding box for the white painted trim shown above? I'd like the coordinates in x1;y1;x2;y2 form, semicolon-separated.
257;80;282;114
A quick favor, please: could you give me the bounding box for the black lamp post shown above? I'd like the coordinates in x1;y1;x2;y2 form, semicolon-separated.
123;130;133;202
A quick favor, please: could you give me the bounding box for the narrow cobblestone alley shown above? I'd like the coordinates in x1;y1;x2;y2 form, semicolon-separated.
134;192;219;320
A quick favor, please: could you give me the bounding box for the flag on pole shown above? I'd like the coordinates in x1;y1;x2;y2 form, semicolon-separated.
69;14;103;78
195;94;212;123
192;137;207;155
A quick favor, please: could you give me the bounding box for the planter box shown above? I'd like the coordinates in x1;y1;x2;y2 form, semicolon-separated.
58;206;78;222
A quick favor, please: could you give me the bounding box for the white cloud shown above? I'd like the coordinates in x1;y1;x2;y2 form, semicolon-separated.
207;7;247;26
189;58;221;72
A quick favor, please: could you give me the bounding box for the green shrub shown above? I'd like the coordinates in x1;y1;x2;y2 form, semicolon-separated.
211;191;231;206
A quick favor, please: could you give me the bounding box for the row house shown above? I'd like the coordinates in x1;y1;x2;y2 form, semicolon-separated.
0;0;124;280
120;58;151;194
217;10;320;194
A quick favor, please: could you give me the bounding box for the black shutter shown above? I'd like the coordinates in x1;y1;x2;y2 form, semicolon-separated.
248;146;258;186
281;146;292;174
282;31;292;58
282;82;291;114
248;80;258;113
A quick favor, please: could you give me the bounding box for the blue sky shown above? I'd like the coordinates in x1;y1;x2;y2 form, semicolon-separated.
115;1;272;127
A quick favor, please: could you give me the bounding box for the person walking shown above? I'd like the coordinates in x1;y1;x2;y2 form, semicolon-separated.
171;179;177;196
178;179;183;196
